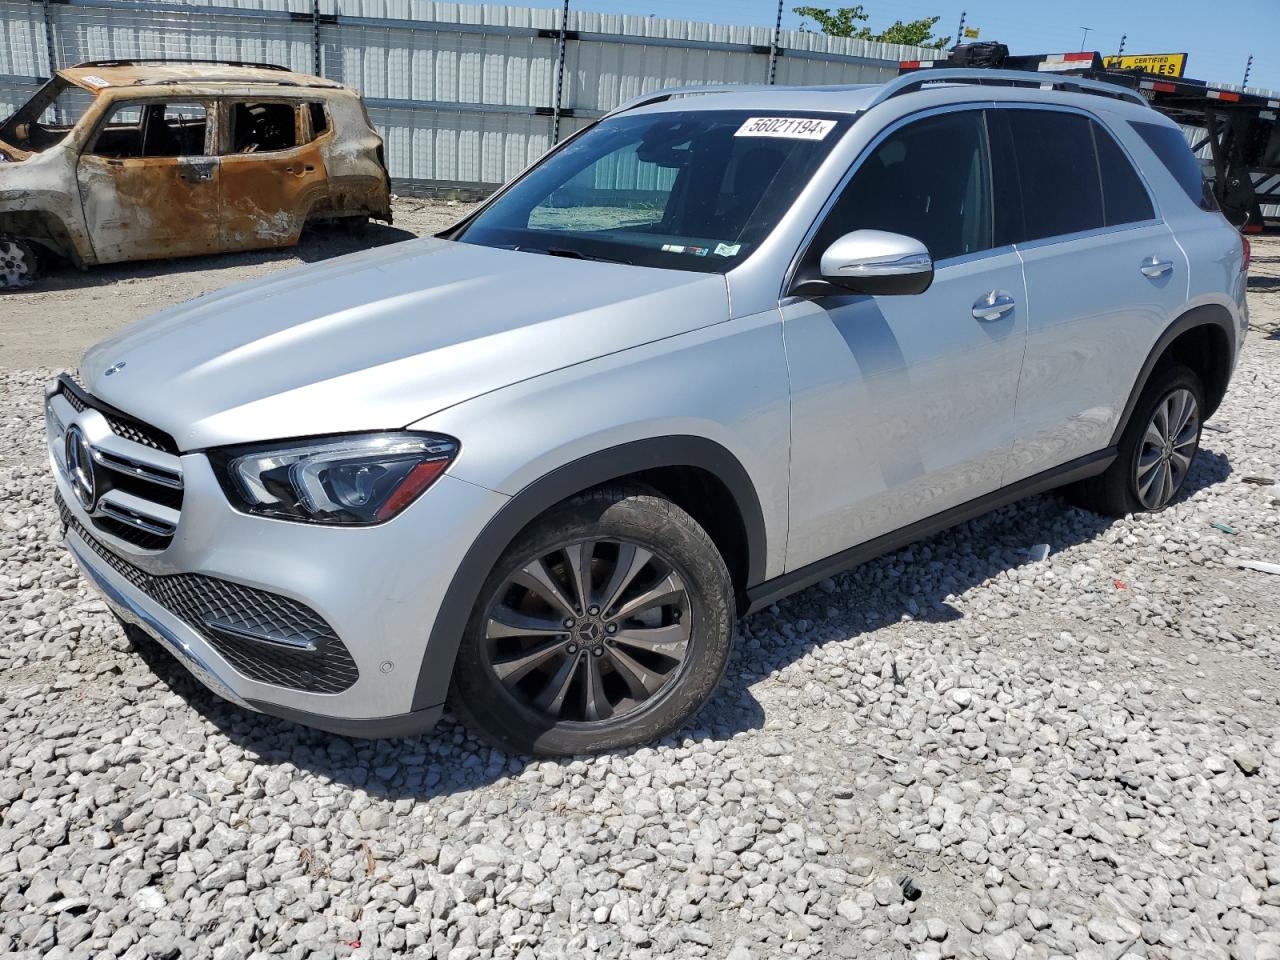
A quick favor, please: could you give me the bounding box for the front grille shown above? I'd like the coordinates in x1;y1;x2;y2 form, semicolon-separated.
63;376;178;454
61;498;360;695
53;377;183;551
104;413;176;454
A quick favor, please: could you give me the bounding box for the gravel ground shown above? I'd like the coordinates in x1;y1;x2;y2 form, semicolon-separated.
1;231;1279;960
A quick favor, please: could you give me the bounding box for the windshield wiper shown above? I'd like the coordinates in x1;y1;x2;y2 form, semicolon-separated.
527;246;633;266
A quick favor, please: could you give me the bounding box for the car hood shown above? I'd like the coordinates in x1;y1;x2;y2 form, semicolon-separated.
80;237;730;450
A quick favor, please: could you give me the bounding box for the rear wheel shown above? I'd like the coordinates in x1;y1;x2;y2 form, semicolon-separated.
1067;363;1204;516
0;236;37;290
448;486;735;756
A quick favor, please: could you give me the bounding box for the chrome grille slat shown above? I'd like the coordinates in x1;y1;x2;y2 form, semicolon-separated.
98;501;177;537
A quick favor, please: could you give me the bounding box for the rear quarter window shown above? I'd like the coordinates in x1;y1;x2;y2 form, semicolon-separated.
1129;120;1218;210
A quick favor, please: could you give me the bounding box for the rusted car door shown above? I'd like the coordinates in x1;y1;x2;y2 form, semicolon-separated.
217;99;328;250
76;100;223;263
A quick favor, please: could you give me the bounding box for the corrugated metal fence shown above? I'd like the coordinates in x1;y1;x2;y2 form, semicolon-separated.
0;0;931;194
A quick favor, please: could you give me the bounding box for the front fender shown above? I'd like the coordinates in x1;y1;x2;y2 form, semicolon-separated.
406;435;767;713
405;310;791;712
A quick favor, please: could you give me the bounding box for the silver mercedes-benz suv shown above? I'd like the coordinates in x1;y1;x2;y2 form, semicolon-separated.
47;69;1248;756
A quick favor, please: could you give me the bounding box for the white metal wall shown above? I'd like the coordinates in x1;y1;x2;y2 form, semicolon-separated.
0;0;928;191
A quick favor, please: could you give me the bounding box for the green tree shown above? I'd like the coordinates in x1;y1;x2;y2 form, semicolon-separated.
793;5;950;49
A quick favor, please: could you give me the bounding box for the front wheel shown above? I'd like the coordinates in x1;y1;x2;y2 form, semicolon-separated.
448;486;735;756
1067;363;1205;516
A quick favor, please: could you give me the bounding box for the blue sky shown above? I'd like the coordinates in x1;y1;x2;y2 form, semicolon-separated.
521;0;1277;92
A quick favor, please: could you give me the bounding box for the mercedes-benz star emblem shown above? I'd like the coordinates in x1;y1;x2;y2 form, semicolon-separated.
64;425;97;510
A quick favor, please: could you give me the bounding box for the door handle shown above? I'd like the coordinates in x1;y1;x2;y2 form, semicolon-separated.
1140;256;1174;278
178;161;216;184
284;164;316;176
972;290;1016;321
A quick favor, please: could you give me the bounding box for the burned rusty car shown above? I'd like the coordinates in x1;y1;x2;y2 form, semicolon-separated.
0;59;392;289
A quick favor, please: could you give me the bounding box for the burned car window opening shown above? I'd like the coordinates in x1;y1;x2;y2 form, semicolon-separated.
454;110;851;273
91;102;209;160
0;78;98;153
231;102;299;154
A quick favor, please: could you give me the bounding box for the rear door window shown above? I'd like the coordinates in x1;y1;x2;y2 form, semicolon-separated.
1091;121;1156;226
999;109;1105;242
228;102;299;154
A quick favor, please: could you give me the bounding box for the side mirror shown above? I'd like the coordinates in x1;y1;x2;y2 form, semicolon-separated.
818;229;934;296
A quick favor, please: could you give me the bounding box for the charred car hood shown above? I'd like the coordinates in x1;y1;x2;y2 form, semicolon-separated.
80;238;730;450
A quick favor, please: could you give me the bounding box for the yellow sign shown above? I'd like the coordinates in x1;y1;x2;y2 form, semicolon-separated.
962;26;981;39
1103;53;1188;78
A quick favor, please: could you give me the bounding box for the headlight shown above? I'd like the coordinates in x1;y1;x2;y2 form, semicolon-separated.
211;432;459;525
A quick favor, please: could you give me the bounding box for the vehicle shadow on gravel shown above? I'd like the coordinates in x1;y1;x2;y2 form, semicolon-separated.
119;448;1233;798
29;223;420;293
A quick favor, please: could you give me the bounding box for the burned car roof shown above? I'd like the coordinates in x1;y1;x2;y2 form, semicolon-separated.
58;62;348;97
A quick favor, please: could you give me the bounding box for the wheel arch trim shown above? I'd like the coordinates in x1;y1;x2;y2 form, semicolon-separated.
1109;303;1236;447
410;435;766;712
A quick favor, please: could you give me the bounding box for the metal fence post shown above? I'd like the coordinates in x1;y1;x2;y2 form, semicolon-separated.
313;0;323;77
767;0;783;84
551;0;570;143
41;0;58;77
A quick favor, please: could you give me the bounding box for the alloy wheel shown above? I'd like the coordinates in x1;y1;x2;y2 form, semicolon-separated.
0;238;33;289
482;539;692;724
1135;387;1199;509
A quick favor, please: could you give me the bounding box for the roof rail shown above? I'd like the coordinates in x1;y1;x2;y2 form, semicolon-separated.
604;84;775;119
870;68;1150;109
604;82;878;119
74;58;293;72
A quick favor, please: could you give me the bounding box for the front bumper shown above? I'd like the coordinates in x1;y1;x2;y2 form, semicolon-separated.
49;387;509;735
67;521;447;735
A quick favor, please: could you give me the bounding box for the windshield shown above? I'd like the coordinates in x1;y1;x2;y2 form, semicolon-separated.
0;77;98;152
454;110;851;272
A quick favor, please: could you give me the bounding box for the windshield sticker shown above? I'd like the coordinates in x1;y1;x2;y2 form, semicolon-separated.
80;75;111;90
735;117;836;140
661;244;710;256
714;242;742;257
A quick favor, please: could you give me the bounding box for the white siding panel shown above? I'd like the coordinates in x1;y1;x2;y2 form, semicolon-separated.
0;1;48;78
49;5;313;74
371;104;550;184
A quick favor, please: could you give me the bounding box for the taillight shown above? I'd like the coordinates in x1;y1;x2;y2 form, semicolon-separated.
1242;233;1251;273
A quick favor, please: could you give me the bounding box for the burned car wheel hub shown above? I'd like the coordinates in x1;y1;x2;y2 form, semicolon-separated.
0;238;33;289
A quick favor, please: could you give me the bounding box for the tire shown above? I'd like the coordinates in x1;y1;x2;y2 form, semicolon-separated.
0;236;38;290
448;485;735;756
1067;363;1205;517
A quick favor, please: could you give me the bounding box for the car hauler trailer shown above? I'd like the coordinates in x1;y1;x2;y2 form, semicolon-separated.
899;48;1280;230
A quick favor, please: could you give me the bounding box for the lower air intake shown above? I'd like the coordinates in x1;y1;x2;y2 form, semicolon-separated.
61;497;359;695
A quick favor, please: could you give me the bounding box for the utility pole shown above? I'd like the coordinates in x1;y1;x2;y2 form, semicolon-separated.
1243;54;1253;87
1116;34;1126;57
955;11;966;47
1079;26;1093;52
